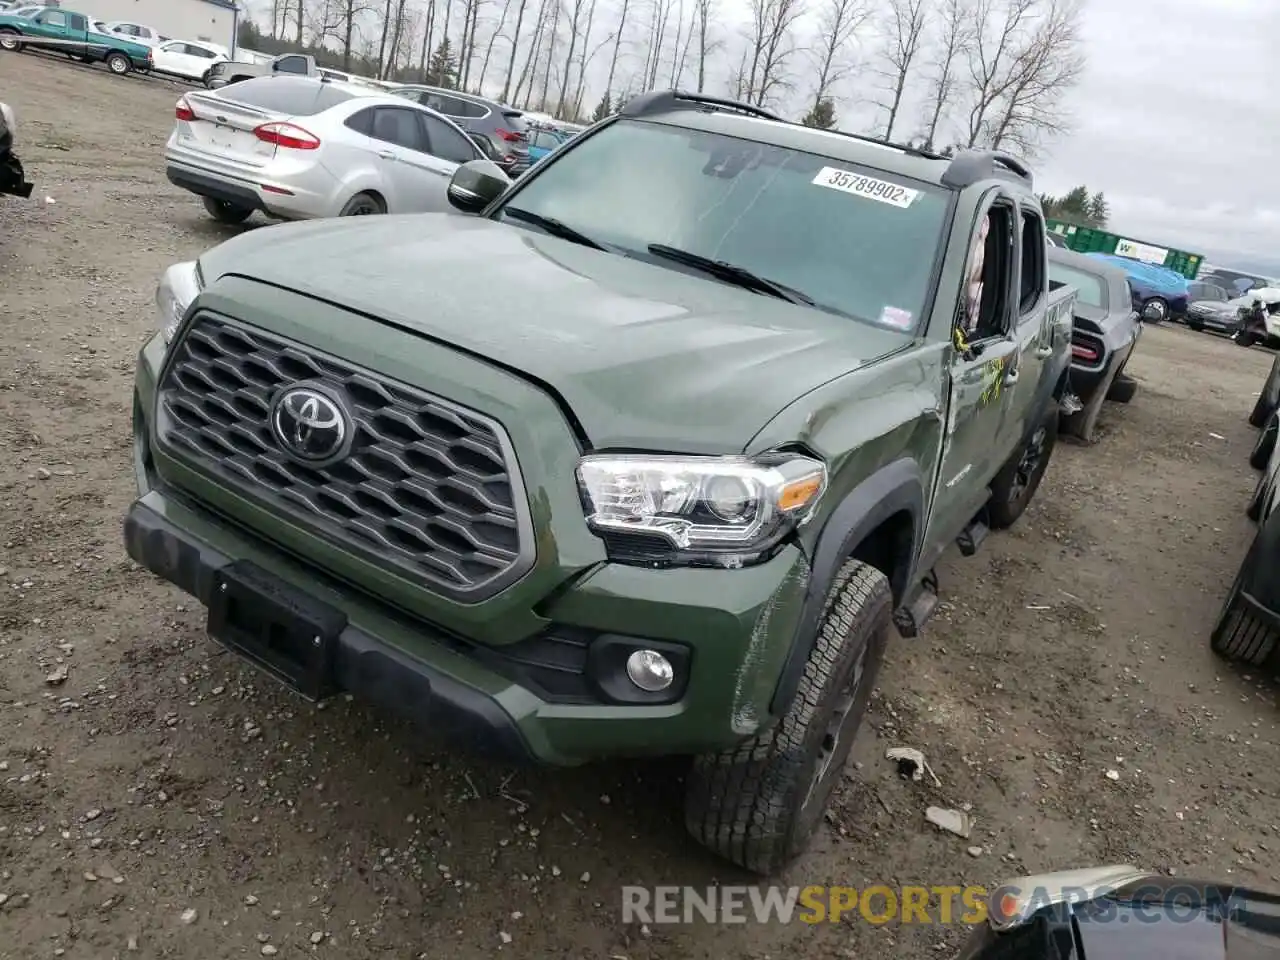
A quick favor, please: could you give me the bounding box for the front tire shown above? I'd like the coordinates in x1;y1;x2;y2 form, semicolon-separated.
106;51;131;75
684;559;890;876
202;196;254;224
1143;298;1168;323
989;404;1059;529
0;29;23;52
1210;543;1279;667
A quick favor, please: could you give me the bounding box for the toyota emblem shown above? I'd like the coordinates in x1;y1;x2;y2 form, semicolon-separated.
270;385;351;464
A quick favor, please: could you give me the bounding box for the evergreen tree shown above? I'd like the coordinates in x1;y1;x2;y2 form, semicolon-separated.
800;97;837;129
592;91;613;123
425;38;459;89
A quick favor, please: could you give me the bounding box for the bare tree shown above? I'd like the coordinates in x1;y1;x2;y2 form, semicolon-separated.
537;0;562;108
602;0;632;100
806;0;871;118
514;0;549;104
979;0;1084;154
874;0;927;140
643;0;677;90
334;0;375;69
557;0;589;113
959;0;1035;147
742;0;807;107
418;0;438;76
692;0;718;92
500;0;532;100
919;0;972;149
570;0;607;117
477;0;511;91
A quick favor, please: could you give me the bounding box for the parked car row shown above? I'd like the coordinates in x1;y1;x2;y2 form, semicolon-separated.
1215;354;1280;671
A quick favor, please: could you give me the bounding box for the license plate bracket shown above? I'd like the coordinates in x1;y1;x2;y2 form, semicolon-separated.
207;561;347;701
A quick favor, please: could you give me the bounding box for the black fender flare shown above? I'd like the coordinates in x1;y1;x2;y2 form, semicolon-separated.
769;457;925;715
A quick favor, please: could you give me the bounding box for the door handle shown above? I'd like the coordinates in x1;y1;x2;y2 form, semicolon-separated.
377;150;397;161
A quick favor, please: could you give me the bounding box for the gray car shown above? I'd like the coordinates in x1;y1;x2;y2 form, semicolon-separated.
165;75;491;224
390;85;531;177
1048;246;1143;442
1185;280;1240;335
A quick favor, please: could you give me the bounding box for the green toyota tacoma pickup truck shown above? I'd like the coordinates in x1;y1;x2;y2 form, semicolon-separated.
125;91;1075;875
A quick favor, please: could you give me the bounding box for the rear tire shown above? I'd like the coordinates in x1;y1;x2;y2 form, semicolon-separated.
989;404;1059;529
202;196;254;224
106;51;131;75
0;29;23;52
339;192;385;216
1106;372;1138;404
684;559;890;876
1237;331;1258;348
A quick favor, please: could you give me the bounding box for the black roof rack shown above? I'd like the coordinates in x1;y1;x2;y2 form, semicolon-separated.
620;90;784;123
941;149;1033;189
819;128;946;161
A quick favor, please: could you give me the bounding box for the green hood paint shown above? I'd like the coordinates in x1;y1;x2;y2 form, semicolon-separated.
197;215;911;453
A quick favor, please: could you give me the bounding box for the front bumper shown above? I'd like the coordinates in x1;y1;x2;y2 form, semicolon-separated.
126;334;811;765
166;155;336;220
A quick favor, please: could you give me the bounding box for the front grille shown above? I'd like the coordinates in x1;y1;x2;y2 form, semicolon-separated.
156;313;530;601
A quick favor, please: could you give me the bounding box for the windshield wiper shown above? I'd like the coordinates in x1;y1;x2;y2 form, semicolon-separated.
502;207;604;250
646;244;815;307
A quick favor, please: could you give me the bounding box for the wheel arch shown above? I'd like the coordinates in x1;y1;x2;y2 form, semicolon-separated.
769;457;925;715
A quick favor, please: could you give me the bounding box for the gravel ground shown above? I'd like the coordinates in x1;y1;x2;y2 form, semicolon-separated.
2;51;1279;960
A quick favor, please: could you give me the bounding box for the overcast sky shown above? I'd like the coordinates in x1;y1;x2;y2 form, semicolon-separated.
246;0;1280;275
1033;0;1280;277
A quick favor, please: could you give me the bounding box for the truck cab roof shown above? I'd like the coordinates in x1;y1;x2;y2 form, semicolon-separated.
618;91;1036;196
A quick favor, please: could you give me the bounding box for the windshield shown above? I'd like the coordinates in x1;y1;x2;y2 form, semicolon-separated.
495;119;951;331
1049;262;1108;309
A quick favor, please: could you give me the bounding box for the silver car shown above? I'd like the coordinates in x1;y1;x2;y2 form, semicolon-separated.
165;75;488;224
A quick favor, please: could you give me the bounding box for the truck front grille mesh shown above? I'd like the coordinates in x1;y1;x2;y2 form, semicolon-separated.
156;314;528;600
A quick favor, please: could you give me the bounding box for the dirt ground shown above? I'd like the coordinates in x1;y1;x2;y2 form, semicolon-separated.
3;51;1279;960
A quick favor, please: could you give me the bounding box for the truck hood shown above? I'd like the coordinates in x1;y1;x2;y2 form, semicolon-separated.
196;214;910;453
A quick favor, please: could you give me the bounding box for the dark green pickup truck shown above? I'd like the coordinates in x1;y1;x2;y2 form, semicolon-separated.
125;91;1075;875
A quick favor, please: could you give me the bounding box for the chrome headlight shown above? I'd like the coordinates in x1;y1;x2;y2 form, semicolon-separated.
576;453;826;567
156;260;203;345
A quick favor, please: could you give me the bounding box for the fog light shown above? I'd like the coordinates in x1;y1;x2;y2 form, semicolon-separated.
625;649;674;692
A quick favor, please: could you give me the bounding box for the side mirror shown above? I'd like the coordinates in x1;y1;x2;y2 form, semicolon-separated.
447;159;510;214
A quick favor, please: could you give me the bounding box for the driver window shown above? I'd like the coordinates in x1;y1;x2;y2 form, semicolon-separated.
959;203;1015;343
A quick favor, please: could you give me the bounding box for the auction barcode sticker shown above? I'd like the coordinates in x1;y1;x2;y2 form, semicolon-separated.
812;167;919;208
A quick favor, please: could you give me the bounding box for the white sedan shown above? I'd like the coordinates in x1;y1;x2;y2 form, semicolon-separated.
150;39;228;83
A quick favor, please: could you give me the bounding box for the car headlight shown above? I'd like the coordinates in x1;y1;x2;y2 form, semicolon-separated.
156;260;203;345
576;453;826;567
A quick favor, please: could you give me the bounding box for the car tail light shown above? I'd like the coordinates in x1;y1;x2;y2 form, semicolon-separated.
1071;337;1100;362
175;98;196;122
495;127;526;143
253;121;320;150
